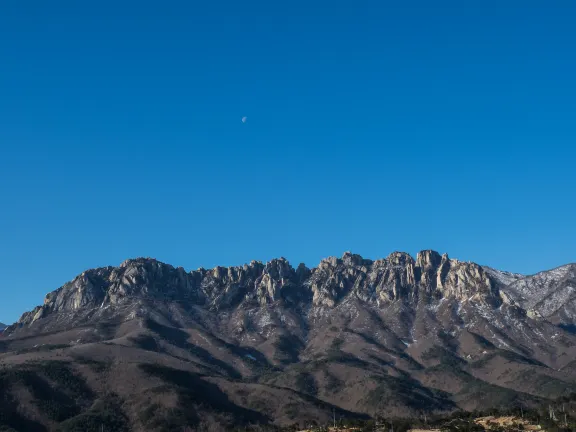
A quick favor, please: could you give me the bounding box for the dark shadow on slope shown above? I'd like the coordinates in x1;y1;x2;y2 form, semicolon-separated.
20;371;81;421
363;373;455;413
468;332;496;349
144;319;242;379
206;333;274;368
438;330;460;351
515;370;576;399
277;388;371;423
470;349;547;369
293;371;318;395
71;356;112;374
0;361;95;429
127;333;233;376
0;411;47;432
138;363;269;428
252;363;319;396
421;346;466;368
24;361;94;422
425;362;477;392
456;379;544;410
129;333;161;352
55;394;129;432
0;376;47;432
95;321;122;340
272;333;305;364
344;329;424;370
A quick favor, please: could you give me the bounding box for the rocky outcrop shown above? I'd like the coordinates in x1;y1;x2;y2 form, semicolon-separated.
306;250;501;308
435;255;500;305
14;250;513;328
5;251;576;432
486;264;576;325
6;250;576;429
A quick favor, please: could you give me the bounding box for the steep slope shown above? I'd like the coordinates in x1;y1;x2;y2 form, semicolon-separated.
2;251;576;431
484;264;576;328
483;267;524;288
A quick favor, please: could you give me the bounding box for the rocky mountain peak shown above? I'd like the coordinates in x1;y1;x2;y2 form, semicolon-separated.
386;251;415;267
13;250;553;330
4;252;576;431
295;263;311;283
489;264;576;324
318;256;339;268
119;257;159;268
341;251;373;267
434;257;499;304
416;249;443;270
263;257;294;278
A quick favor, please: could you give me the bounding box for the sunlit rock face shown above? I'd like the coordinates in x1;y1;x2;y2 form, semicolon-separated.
10;250;576;372
6;251;576;426
15;250;515;329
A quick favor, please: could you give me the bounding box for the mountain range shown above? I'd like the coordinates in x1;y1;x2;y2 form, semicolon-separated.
1;250;576;431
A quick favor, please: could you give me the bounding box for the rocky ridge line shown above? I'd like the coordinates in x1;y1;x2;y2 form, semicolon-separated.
14;250;516;328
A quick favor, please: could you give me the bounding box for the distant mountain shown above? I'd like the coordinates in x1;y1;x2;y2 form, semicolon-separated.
2;250;576;431
487;264;576;326
0;322;6;331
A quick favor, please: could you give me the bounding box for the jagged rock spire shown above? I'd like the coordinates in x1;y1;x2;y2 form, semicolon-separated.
15;250;507;327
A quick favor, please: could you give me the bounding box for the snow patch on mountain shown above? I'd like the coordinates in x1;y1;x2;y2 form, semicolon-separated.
503;265;576;312
482;267;524;287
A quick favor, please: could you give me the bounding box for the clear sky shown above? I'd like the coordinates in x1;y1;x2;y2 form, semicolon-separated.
1;1;575;324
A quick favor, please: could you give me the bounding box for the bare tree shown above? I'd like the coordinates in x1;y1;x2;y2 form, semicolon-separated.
549;405;557;421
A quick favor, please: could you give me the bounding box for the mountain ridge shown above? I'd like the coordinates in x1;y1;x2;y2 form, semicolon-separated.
2;250;576;431
13;249;570;329
10;250;516;328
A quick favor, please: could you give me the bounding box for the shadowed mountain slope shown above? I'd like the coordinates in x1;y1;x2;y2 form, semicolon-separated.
2;250;576;431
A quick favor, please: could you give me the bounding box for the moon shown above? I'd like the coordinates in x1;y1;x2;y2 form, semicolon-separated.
241;116;247;123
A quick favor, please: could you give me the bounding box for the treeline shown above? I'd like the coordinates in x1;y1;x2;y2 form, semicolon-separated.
232;393;576;432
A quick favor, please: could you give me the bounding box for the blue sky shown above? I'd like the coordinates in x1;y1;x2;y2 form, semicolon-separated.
1;1;575;324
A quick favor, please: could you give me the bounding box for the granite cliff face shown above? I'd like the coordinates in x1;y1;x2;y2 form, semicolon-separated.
3;251;576;431
308;250;501;308
14;250;505;328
